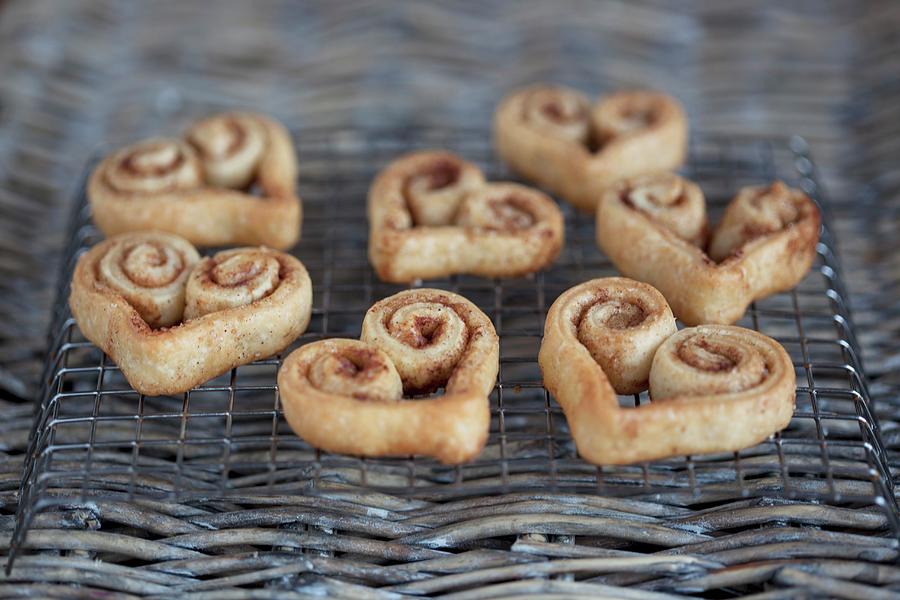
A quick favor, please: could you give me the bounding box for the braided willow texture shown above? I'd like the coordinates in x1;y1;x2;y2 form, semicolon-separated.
1;484;898;598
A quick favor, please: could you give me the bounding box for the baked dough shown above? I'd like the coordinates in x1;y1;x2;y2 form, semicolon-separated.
278;289;499;464
539;277;796;464
596;174;820;325
494;85;688;211
368;151;564;282
88;111;301;249
70;231;312;395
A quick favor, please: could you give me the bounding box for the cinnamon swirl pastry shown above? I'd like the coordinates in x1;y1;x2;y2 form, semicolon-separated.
368;151;564;282
88;112;301;249
596;175;820;325
279;289;499;464
494;85;688;211
70;232;312;396
540;278;795;464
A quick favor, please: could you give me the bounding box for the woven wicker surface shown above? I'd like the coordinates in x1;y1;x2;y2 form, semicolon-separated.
1;1;900;597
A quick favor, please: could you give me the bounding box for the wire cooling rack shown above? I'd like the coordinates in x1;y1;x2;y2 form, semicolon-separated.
10;128;900;567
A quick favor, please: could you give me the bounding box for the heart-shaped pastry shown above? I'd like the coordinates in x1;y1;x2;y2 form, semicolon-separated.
596;173;820;325
494;85;688;211
540;278;795;465
278;289;499;464
368;151;564;282
70;231;312;395
88;111;301;250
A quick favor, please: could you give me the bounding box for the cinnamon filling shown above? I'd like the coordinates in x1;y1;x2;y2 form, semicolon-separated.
576;294;648;332
748;183;801;230
600;301;646;329
211;256;267;287
223;119;246;156
332;349;386;380
677;338;739;372
334;355;361;377
120;242;184;287
616;105;656;131
486;195;536;230
183;251;281;319
120;145;185;176
188;117;248;159
540;101;584;124
401;316;445;348
307;346;401;403
402;159;465;226
622;176;685;210
416;159;461;192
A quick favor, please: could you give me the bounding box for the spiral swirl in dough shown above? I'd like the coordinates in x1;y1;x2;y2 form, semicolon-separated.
96;231;200;328
620;172;707;245
362;289;497;395
186;113;267;190
402;154;485;226
306;340;403;403
707;181;806;261
183;248;282;320
650;326;776;401
573;278;677;394
520;86;591;143
104;139;203;195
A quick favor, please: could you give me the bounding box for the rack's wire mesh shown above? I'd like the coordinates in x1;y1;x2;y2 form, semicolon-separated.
10;128;900;566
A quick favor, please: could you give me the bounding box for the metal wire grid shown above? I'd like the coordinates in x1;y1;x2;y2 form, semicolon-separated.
10;128;900;565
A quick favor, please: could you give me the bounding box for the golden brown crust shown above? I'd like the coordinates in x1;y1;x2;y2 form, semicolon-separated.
88;112;301;250
279;289;499;464
69;232;312;396
368;151;564;283
539;278;796;465
596;175;821;325
493;85;688;212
